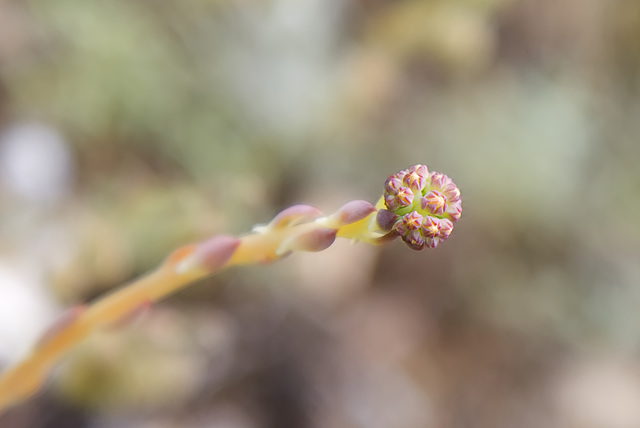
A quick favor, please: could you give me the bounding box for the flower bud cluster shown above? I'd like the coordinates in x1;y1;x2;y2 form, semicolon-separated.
381;164;462;250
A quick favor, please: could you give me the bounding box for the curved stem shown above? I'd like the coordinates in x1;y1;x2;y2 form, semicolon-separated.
0;205;385;413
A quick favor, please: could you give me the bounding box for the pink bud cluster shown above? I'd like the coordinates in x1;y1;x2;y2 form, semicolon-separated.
382;164;462;250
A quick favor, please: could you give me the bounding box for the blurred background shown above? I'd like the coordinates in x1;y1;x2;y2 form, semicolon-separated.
0;0;639;427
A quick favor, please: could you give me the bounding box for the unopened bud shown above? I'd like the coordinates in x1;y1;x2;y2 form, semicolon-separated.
394;212;427;249
382;164;462;250
395;211;423;235
445;200;462;222
421;216;440;248
422;190;446;216
403;164;428;192
383;175;414;210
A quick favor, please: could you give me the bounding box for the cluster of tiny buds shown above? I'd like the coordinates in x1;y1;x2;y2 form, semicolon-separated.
379;164;462;250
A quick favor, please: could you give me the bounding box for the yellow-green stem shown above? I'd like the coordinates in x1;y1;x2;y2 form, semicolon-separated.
0;208;384;413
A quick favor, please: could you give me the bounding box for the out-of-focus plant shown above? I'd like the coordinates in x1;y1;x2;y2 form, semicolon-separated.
0;164;461;413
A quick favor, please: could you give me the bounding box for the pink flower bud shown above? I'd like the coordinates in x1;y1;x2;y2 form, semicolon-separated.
394;168;410;182
385;176;404;194
422;190;447;215
444;200;462;222
403;230;426;251
420;217;454;249
438;218;454;240
403;164;428;191
441;182;461;203
384;187;413;211
394;212;430;249
394;211;423;235
420;217;440;248
421;216;440;239
428;172;447;189
384;173;415;211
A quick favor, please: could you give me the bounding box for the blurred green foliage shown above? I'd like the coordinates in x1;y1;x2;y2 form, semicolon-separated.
1;0;640;427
